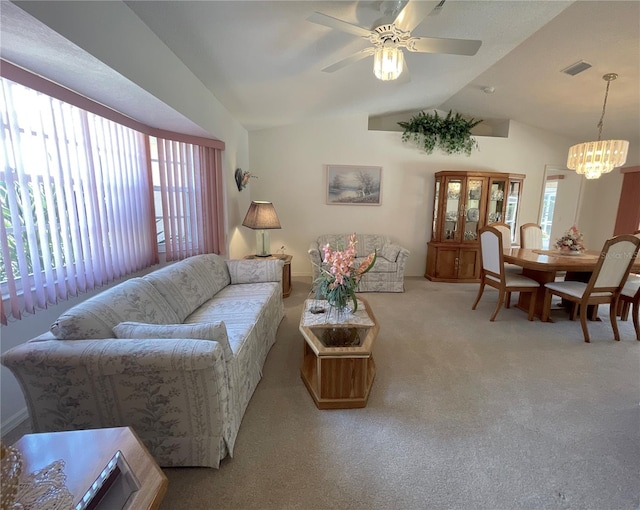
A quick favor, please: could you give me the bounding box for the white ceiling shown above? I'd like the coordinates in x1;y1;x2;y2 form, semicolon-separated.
1;1;639;154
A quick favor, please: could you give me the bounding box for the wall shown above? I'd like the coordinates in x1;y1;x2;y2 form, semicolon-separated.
578;171;625;250
246;115;578;277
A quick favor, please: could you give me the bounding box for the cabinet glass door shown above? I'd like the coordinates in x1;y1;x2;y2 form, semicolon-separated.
432;179;440;240
463;178;484;241
505;180;521;235
443;178;463;241
487;179;506;224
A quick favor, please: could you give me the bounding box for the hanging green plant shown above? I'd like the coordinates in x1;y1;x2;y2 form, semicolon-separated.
398;110;483;156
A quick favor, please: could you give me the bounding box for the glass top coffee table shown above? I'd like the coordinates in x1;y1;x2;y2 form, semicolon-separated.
299;296;379;409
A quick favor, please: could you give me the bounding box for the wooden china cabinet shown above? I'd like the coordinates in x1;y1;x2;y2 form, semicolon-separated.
425;170;524;282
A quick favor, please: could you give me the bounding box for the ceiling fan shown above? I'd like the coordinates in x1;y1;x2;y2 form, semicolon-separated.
307;0;482;81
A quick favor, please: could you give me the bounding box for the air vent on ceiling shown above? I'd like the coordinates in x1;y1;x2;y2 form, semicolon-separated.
561;60;592;76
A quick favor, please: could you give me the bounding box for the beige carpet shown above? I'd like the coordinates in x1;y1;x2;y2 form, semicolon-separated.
159;276;639;510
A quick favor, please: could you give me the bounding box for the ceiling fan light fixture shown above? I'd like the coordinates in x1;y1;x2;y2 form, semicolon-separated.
566;73;629;179
373;44;404;81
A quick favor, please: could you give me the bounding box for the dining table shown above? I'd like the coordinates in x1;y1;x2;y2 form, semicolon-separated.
503;248;640;320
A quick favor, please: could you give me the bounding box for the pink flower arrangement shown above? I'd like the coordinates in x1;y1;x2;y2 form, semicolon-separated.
555;225;585;252
315;233;376;312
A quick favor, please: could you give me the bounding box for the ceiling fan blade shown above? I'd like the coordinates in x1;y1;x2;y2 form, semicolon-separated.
393;0;441;33
307;12;373;38
407;36;482;56
321;48;376;73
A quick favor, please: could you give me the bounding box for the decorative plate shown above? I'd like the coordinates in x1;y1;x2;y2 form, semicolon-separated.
467;208;479;222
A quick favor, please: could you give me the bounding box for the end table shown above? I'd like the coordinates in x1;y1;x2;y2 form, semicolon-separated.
244;254;292;298
11;427;167;510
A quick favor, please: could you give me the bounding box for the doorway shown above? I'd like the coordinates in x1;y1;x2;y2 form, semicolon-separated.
538;166;583;249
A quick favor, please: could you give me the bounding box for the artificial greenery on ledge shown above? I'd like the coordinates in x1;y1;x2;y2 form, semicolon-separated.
398;110;483;156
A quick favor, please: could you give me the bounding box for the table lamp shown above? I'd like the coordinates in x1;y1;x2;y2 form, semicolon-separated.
242;201;281;257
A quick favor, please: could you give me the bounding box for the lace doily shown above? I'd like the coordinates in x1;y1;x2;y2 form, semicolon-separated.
12;460;74;510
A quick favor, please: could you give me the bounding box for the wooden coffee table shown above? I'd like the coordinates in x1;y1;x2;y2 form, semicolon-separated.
299;297;379;409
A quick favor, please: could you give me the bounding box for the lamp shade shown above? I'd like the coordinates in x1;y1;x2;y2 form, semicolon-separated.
242;200;282;230
242;201;281;257
242;201;281;230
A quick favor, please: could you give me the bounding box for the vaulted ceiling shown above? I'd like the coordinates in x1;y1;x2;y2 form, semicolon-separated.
2;1;639;161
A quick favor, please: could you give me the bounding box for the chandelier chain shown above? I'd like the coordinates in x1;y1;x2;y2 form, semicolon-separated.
596;79;611;141
596;73;617;141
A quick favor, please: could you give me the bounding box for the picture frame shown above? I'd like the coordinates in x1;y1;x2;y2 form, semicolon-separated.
326;165;382;205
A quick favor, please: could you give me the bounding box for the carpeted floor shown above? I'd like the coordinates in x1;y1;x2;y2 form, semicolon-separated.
158;276;640;510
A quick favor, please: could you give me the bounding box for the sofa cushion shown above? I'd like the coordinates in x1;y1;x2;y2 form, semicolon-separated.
355;257;397;273
317;234;387;258
226;259;283;284
185;282;279;354
380;243;401;262
143;254;231;322
50;278;180;340
113;321;233;362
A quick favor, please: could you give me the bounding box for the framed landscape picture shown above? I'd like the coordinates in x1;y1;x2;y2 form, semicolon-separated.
326;165;382;205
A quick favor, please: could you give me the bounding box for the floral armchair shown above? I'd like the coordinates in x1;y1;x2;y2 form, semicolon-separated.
308;234;409;292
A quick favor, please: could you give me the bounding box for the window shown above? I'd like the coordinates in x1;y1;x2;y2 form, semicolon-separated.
0;77;156;323
540;180;557;249
150;137;225;262
0;62;226;324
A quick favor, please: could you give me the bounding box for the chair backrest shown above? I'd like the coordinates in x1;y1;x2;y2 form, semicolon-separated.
489;222;511;247
520;223;543;249
479;226;504;278
589;234;640;291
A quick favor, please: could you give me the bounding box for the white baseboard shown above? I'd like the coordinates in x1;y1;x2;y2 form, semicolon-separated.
1;407;28;434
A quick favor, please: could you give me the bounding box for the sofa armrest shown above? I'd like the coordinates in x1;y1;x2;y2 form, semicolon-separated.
380;243;410;262
226;259;283;284
2;338;231;467
308;242;323;280
2;337;226;374
395;246;410;270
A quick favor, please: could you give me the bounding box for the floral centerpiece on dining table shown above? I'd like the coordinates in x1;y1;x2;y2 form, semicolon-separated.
313;233;376;313
555;225;585;253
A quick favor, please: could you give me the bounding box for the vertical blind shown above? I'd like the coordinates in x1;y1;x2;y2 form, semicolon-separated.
0;78;157;323
0;66;226;325
155;139;225;261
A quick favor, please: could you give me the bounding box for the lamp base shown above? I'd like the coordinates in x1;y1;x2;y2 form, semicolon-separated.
254;230;272;257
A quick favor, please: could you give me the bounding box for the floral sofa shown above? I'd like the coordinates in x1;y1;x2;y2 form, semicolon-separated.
1;254;284;468
309;234;410;292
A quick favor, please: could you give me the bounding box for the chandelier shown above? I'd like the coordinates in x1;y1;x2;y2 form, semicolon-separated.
373;42;404;81
566;73;629;180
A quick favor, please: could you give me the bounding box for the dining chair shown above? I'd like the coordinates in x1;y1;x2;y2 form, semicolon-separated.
520;223;543;249
619;275;640;340
541;234;640;342
490;222;513;247
618;230;640;340
472;226;539;321
489;221;521;282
